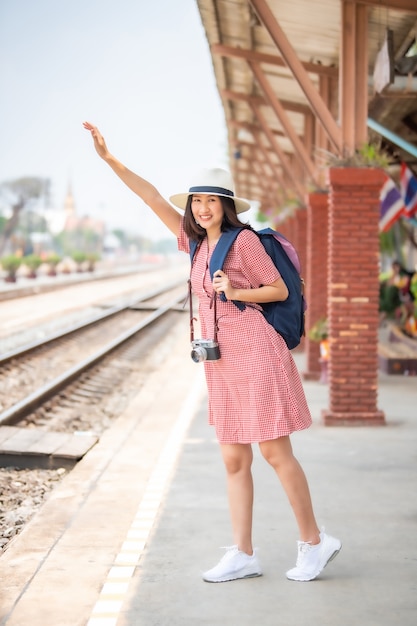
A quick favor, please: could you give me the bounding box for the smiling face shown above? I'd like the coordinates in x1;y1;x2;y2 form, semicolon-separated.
191;194;224;233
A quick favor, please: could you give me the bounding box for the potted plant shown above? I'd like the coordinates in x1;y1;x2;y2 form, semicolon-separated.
71;251;87;272
318;140;391;169
308;316;328;341
23;254;42;278
86;252;100;272
45;253;61;276
1;254;22;283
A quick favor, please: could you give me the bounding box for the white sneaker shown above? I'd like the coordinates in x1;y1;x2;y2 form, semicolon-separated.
286;530;341;581
203;546;262;583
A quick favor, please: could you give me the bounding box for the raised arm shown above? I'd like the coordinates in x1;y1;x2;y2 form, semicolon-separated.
83;122;182;237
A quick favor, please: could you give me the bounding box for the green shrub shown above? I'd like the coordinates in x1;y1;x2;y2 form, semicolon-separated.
308;317;328;342
71;251;87;264
46;253;61;267
24;254;42;271
1;255;22;273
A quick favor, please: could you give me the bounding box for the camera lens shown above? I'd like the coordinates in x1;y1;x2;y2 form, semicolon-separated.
191;347;207;363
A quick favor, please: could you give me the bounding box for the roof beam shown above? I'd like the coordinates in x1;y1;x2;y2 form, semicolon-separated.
229;118;286;139
251;102;305;201
352;0;417;12
340;0;369;151
211;44;338;78
249;0;343;154
316;75;332;154
234;167;264;202
250;149;284;205
249;60;319;183
222;89;310;116
244;137;288;193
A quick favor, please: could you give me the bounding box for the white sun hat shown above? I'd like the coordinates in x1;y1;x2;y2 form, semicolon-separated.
169;167;251;214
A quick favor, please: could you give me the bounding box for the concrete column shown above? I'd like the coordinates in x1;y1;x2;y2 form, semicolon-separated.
322;167;385;426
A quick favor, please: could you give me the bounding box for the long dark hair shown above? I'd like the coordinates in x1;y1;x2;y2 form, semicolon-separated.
182;195;253;241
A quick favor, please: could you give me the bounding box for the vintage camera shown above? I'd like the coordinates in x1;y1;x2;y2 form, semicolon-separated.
190;339;221;363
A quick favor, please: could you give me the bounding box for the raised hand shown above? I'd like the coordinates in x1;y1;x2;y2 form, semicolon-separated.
83;121;110;160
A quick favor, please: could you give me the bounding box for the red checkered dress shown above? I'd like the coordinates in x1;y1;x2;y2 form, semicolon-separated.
178;223;312;444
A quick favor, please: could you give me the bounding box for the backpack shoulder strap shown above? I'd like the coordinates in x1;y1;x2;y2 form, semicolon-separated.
189;229;242;272
208;227;243;279
208;227;244;307
189;238;199;262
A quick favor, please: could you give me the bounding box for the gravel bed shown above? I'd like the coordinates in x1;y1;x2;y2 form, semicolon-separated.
0;311;184;554
0;304;114;552
0;467;67;550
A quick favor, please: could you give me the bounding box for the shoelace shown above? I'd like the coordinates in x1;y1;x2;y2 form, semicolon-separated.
296;541;313;566
218;546;239;561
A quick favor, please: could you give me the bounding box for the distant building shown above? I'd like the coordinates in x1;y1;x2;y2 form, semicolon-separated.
63;182;105;237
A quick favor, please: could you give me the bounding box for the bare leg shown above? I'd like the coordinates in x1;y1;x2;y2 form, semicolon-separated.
259;436;320;544
220;443;254;555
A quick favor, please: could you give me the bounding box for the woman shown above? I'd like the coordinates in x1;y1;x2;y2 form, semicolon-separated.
83;122;341;583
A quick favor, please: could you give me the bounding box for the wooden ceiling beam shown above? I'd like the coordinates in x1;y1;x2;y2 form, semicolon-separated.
251;101;305;201
234;166;264;201
249;0;343;155
316;75;332;154
239;140;285;166
229;119;285;139
211;43;338;78
250;150;283;205
222;89;310;116
340;0;369;152
352;0;417;12
249;137;288;193
249;60;318;183
231;130;288;197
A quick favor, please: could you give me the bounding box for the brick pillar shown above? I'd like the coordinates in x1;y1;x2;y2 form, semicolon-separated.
291;212;301;257
282;215;296;244
295;209;307;280
294;209;307;352
322;168;385;426
303;192;329;380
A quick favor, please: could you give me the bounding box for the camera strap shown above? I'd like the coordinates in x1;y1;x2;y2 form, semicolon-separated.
188;278;218;344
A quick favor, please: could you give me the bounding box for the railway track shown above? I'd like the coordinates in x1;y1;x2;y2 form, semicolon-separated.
0;280;191;551
0;280;188;460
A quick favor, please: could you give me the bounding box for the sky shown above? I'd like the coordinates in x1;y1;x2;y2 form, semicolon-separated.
0;0;233;240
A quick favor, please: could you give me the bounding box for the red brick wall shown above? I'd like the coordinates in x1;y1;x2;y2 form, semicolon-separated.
322;167;385;426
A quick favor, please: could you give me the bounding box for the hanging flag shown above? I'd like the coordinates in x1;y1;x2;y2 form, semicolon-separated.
379;175;405;232
400;163;417;217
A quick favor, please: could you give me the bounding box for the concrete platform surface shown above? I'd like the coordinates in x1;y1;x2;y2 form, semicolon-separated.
0;331;416;626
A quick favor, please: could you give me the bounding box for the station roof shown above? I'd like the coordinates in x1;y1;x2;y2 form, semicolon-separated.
196;0;417;213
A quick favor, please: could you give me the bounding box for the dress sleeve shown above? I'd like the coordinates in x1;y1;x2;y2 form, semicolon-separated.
236;229;281;286
177;218;190;254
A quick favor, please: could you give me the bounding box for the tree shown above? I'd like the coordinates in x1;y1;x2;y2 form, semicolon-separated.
0;177;50;256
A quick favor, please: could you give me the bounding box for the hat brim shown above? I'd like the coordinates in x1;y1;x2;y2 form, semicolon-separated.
169;192;251;214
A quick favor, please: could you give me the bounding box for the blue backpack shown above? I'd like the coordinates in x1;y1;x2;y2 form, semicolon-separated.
190;227;306;350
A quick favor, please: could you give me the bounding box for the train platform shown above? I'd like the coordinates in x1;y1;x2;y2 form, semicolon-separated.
0;319;416;626
0;260;173;302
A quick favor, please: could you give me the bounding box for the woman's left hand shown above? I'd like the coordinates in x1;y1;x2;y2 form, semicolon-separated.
213;270;236;300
